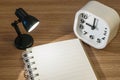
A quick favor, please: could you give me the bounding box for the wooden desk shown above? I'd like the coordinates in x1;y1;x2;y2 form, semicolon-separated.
0;0;120;80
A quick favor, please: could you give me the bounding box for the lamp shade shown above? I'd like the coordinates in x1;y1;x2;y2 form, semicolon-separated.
15;8;39;32
22;15;39;32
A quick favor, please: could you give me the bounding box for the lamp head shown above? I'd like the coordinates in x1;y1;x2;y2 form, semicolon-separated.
15;8;39;32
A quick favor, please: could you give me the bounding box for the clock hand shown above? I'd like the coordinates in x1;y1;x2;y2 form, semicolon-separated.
86;23;96;30
86;23;93;28
92;18;97;30
93;18;98;30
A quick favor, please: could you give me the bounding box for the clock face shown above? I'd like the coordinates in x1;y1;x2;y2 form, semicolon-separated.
76;11;110;48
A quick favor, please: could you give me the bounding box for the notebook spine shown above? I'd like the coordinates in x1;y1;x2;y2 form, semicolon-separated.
22;51;39;80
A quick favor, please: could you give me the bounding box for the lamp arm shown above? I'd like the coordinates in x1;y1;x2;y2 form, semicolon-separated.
11;20;22;36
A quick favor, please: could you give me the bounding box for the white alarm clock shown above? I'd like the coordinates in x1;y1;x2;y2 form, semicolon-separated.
73;1;120;49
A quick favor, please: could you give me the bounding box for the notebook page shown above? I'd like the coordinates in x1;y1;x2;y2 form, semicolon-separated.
28;39;97;80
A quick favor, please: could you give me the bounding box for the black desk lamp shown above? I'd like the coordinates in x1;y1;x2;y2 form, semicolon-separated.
11;8;39;50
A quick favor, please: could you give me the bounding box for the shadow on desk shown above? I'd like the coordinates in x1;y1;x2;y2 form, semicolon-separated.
84;44;107;80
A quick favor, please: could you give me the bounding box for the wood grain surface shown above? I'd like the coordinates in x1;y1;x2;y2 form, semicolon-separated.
0;0;120;80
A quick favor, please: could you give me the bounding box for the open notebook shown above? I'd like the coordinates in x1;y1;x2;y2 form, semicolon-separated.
22;39;97;80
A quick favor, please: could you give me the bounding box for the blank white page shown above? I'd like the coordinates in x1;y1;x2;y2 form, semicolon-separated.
26;39;97;80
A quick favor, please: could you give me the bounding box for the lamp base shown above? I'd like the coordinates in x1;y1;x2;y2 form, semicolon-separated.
15;34;34;50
